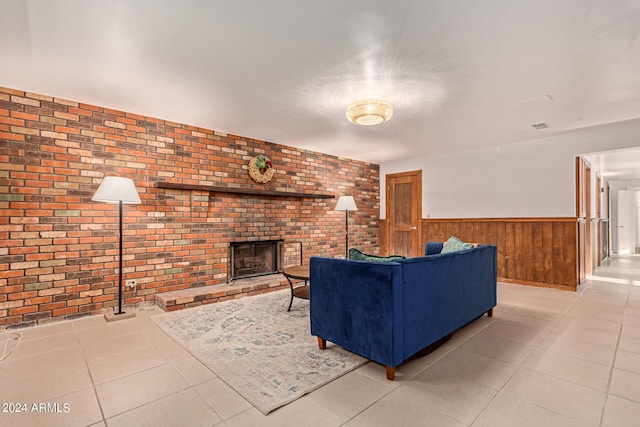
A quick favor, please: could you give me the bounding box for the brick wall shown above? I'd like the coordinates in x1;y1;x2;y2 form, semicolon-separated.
0;86;380;328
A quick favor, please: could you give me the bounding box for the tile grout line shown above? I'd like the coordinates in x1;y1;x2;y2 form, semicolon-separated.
597;273;632;427
469;283;586;426
138;310;236;424
73;311;201;424
192;381;229;424
72;315;109;426
340;297;564;426
340;316;500;426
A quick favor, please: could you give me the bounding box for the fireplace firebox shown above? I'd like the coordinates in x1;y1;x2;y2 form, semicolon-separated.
229;240;283;281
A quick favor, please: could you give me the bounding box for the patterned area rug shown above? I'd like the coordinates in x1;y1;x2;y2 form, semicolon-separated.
152;290;366;414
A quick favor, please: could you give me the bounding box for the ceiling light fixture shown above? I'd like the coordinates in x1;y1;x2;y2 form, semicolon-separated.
346;98;393;126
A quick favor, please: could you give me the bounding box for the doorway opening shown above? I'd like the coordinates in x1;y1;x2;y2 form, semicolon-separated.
582;147;640;262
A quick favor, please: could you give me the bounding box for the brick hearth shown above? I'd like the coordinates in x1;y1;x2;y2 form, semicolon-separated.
155;273;302;311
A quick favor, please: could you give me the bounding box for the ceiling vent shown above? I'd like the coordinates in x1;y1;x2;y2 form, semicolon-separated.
531;122;549;130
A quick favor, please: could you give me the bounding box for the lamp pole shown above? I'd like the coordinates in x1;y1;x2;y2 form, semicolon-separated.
345;209;349;259
117;200;124;315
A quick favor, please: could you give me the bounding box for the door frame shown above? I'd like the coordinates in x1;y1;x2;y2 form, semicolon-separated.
595;172;602;266
575;156;590;284
385;170;422;257
606;182;610;258
585;163;592;275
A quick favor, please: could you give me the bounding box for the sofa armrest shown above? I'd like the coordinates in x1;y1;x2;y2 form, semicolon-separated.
309;257;404;367
401;245;497;358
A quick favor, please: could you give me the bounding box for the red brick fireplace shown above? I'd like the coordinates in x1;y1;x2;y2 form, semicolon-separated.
0;86;380;328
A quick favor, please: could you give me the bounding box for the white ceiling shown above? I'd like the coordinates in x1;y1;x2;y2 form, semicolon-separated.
586;148;640;181
1;0;640;164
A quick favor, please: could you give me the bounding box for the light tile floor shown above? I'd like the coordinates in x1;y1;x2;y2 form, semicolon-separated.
1;256;640;426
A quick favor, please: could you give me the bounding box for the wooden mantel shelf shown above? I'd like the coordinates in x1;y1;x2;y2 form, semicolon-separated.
154;182;335;199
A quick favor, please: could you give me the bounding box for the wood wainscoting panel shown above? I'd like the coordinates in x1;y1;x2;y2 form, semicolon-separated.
421;218;578;291
379;219;388;256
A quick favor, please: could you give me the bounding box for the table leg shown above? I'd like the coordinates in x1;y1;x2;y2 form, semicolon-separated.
286;276;294;311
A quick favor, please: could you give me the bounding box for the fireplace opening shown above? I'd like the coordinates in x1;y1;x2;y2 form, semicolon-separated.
229;240;283;281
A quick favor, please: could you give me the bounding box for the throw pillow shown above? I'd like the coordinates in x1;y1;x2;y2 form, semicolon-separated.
348;248;406;262
441;236;475;254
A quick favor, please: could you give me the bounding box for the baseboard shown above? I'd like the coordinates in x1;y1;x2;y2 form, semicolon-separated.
499;277;577;292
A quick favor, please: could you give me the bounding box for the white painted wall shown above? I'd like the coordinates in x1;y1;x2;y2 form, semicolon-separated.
380;118;640;219
609;180;640;253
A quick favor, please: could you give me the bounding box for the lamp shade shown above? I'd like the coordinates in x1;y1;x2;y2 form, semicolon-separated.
335;195;358;211
92;177;141;204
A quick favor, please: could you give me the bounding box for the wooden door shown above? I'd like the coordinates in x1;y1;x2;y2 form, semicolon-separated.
386;170;422;257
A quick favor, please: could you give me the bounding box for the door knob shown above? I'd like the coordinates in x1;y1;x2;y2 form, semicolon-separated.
409;226;417;230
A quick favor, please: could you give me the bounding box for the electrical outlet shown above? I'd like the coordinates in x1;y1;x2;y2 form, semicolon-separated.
126;279;137;288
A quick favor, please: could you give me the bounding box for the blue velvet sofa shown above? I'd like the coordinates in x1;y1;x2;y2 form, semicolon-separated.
309;242;497;380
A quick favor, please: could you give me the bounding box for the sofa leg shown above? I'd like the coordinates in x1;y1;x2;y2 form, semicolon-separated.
487;308;493;317
385;366;395;381
317;337;326;350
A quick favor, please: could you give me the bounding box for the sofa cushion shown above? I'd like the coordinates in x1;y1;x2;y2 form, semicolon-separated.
349;248;406;262
425;242;444;255
441;236;475;253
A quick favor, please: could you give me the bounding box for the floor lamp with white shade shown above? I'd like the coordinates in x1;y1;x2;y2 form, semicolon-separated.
335;195;358;259
92;176;141;322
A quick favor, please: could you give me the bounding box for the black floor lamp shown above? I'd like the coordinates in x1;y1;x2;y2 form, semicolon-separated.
92;176;141;322
335;196;358;259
